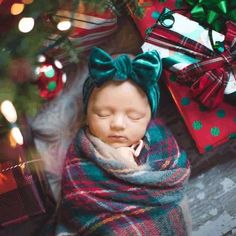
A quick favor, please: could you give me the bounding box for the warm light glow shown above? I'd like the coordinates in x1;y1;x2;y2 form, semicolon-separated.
0;100;17;123
62;73;67;83
11;3;24;15
34;66;41;75
54;60;63;69
9;132;17;147
0;0;4;5
22;0;33;4
10;127;24;145
57;21;72;31
37;54;46;63
18;17;35;33
19;156;26;172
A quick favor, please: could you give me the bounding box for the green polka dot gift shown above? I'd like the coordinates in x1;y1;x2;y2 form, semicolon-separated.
165;70;236;153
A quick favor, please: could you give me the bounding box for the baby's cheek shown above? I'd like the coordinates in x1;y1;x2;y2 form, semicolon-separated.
130;124;146;140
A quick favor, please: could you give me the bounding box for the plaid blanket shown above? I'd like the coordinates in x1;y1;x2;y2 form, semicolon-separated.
57;119;191;236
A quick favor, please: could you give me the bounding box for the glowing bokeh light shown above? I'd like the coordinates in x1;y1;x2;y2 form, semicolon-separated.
54;60;63;69
62;73;67;83
57;21;72;31
37;55;46;63
18;17;35;33
0;100;17;123
34;66;41;75
10;127;24;145
11;3;24;15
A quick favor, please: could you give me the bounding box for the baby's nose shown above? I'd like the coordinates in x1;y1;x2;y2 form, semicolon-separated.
110;114;126;130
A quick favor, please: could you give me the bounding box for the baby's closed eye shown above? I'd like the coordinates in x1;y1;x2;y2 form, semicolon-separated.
96;110;112;117
127;111;145;120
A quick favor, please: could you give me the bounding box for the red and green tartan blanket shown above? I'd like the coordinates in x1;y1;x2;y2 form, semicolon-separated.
56;119;191;236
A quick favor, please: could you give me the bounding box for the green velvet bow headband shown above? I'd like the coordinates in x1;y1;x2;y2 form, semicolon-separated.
83;47;162;117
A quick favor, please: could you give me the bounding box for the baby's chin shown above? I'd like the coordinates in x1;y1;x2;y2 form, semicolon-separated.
107;141;131;149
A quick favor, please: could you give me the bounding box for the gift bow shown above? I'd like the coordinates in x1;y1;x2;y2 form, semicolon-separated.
186;0;236;31
83;47;162;116
146;15;236;109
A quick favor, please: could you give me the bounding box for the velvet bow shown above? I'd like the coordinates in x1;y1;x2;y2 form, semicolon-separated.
83;47;162;116
186;0;236;31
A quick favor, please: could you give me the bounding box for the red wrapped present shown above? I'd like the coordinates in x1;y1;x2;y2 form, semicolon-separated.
128;0;189;39
0;136;46;227
135;3;236;152
164;70;236;153
141;6;236;109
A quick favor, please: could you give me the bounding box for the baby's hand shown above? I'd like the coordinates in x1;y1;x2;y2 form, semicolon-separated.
116;140;144;168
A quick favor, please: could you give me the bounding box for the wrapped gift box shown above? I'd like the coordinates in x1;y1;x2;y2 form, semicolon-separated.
0;136;46;227
128;0;189;39
141;8;236;108
139;5;236;152
44;3;118;65
164;70;236;153
142;8;225;72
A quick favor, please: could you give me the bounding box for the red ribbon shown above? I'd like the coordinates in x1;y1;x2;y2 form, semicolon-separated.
147;20;236;109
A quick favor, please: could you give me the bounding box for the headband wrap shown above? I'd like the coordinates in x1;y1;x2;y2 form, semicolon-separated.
83;47;162;117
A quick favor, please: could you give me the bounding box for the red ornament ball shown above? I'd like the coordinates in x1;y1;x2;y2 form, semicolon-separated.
36;56;66;100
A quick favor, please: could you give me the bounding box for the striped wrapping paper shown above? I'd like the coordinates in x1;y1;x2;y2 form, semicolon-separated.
44;7;118;65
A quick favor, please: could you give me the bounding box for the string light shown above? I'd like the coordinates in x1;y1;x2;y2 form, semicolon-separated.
9;132;17;147
0;100;17;123
18;17;35;33
57;21;72;31
11;3;25;15
54;59;63;69
62;73;67;83
37;55;46;63
10;127;24;145
34;66;41;76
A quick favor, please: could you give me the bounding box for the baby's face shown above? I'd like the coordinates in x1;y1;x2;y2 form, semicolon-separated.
86;80;151;148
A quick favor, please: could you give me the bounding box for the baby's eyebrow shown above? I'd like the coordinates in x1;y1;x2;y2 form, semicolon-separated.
92;105;113;112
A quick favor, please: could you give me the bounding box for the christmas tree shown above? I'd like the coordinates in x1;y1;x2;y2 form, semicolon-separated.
0;0;145;117
0;0;147;147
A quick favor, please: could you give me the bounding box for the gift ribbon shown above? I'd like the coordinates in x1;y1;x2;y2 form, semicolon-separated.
146;15;236;109
186;0;236;31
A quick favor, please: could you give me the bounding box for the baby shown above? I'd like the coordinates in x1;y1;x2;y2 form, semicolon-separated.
56;47;191;236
